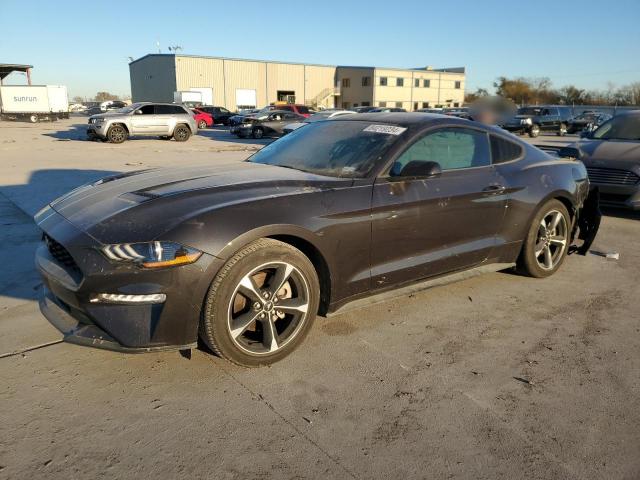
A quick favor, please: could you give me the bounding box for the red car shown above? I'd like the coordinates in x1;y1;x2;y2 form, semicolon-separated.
274;104;312;118
192;109;213;129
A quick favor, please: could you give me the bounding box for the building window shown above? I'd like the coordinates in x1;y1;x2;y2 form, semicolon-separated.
362;76;370;87
414;78;420;87
455;81;461;89
354;103;359;107
396;78;404;87
413;102;419;111
379;77;388;86
362;101;370;106
379;101;387;107
453;102;460;107
342;102;350;109
422;102;429;108
342;78;351;88
423;79;431;88
395;102;402;108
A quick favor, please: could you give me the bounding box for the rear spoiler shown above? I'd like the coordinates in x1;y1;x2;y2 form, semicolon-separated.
535;144;582;159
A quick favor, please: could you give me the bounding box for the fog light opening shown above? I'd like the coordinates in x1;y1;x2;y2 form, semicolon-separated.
90;293;167;304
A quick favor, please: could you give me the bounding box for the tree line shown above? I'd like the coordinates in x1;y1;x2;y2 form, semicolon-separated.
466;77;640;106
72;92;130;103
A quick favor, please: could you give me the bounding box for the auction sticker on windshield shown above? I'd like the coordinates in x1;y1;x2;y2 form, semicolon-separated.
363;125;407;135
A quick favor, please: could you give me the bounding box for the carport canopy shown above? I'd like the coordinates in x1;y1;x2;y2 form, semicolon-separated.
0;63;33;84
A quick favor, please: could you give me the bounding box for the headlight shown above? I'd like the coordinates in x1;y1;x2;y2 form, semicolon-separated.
520;118;532;125
89;118;104;124
101;241;202;268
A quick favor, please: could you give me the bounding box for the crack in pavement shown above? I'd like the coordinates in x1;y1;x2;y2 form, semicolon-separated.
0;339;64;359
207;355;360;480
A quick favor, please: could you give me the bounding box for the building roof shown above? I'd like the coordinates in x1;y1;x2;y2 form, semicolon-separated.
129;54;465;75
0;63;32;81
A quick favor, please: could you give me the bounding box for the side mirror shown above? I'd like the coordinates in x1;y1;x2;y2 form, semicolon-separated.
134;109;143;115
397;160;442;178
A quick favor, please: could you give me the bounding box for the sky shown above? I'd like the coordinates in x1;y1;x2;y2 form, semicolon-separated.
1;0;639;99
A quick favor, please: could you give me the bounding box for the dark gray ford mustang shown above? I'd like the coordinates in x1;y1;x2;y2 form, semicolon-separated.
35;113;600;366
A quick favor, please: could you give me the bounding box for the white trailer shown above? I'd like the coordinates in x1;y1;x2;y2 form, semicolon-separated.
173;90;202;107
0;85;69;122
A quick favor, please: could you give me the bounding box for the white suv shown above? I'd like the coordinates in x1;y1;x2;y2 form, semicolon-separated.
87;102;198;143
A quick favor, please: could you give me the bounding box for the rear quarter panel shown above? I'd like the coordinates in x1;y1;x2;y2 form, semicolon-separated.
495;143;588;249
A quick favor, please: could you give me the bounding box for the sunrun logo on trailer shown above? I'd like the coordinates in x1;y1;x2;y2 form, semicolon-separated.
13;96;38;102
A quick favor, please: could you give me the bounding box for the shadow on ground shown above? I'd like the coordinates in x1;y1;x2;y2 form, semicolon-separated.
0;169;118;302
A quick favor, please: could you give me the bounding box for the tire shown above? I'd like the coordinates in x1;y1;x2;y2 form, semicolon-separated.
557;123;567;136
198;120;207;129
528;124;540;138
518;199;571;278
253;127;264;139
173;124;191;142
106;124;128;143
199;238;320;367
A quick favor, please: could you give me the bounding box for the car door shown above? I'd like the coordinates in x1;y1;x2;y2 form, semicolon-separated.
130;104;158;133
541;108;559;131
263;113;285;135
152;104;176;134
370;126;507;289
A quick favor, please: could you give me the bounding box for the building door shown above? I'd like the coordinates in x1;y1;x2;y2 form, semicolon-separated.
277;90;295;103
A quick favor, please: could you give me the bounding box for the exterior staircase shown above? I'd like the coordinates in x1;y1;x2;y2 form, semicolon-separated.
307;87;340;109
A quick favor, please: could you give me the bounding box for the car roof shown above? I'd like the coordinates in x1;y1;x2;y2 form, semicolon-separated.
333;112;451;126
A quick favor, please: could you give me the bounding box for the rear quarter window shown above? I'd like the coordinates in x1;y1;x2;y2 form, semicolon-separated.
490;135;524;164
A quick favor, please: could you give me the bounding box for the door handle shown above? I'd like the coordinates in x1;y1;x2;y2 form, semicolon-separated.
482;184;506;195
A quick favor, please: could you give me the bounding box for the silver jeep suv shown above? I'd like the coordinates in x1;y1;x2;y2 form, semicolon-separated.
87;102;198;143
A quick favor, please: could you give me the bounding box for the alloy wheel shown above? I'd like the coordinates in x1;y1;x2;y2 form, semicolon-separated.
534;209;568;270
227;262;310;355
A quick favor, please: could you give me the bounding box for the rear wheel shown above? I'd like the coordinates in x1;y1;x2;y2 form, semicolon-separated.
197;120;207;129
29;114;39;123
518;199;571;278
199;239;320;367
173;124;191;142
528;124;540;138
106;124;127;143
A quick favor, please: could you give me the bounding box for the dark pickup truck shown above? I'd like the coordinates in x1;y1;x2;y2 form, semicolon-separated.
502;106;573;137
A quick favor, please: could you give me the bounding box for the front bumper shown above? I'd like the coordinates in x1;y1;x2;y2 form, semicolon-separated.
87;122;107;138
595;183;640;210
34;206;223;352
230;124;252;135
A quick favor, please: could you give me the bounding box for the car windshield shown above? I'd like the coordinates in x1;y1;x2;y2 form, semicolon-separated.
118;103;141;114
247;120;403;178
592;115;640;141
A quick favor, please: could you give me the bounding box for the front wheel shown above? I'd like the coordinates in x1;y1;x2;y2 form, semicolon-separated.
557;123;567;136
200;239;320;367
528;124;540;138
29;114;39;123
173;124;191;142
106;124;128;143
518;199;571;278
252;127;264;139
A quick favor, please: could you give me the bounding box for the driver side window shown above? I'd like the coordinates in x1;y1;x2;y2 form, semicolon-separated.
390;127;490;176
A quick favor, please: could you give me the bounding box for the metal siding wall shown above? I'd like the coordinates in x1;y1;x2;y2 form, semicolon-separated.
174;56;225;105
224;60;267;111
129;56;177;103
266;63;305;104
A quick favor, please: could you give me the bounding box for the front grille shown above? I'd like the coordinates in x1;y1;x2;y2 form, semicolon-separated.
586;167;640;186
44;234;81;273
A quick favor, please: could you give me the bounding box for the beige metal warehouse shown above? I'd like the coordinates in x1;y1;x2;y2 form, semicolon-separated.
129;54;465;111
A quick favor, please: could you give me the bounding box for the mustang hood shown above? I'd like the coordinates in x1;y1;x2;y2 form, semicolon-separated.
49;161;351;243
